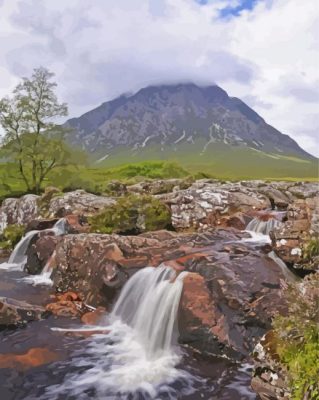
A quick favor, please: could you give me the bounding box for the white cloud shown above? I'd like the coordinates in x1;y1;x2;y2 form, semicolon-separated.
0;0;318;156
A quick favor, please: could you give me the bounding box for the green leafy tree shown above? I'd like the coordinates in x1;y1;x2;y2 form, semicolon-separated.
0;67;78;194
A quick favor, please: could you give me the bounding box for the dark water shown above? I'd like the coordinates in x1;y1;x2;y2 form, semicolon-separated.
0;267;257;400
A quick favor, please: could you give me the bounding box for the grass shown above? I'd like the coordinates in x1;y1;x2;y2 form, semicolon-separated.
94;141;318;180
0;149;317;200
272;274;319;400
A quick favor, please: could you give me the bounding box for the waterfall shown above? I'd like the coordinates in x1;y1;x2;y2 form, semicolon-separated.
111;265;188;358
46;265;192;399
8;229;40;265
0;219;66;271
246;217;282;236
21;250;56;286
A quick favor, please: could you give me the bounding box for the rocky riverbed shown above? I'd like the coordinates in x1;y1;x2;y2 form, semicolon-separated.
0;179;318;400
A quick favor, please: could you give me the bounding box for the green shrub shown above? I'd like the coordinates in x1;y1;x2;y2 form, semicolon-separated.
303;237;319;261
272;274;319;400
0;224;25;250
89;194;171;234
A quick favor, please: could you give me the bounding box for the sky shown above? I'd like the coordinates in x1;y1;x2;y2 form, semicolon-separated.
0;0;318;156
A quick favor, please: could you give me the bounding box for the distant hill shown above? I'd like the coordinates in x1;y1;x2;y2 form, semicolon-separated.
65;83;317;178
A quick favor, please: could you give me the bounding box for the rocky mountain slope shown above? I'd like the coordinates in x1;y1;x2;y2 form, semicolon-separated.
65;84;316;176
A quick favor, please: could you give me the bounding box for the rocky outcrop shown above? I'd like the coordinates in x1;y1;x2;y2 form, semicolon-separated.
0;297;46;329
251;331;290;400
177;242;288;358
47;190;115;218
271;196;319;271
45;291;90;318
127;179;192;195
40;228;288;359
0;195;39;233
161;180;271;230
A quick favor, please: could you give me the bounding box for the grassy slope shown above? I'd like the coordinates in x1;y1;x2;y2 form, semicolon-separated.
0;141;317;199
96;141;318;180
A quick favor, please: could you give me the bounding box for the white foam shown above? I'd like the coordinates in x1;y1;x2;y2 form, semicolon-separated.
44;266;195;399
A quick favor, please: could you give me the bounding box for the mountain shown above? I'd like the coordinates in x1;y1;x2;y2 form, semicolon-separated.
65;83;317;178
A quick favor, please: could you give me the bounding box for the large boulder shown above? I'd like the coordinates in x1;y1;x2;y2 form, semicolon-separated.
178;244;288;358
0;194;39;233
47;190;116;218
161;181;270;230
48;230;243;307
37;228;288;360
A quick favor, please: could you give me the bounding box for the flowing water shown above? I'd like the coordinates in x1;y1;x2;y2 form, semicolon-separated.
245;217;282;237
0;261;257;400
2;216;294;399
0;219;66;272
0;213;296;399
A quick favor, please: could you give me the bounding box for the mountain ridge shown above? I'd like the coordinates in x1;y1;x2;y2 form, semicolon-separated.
65;83;316;177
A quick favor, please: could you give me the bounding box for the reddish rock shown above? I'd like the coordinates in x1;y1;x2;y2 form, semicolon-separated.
0;347;59;370
64;214;89;233
0;297;46;328
46;291;88;318
81;307;107;325
25;218;59;232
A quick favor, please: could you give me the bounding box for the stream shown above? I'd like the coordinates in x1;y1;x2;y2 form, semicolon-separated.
0;216;292;400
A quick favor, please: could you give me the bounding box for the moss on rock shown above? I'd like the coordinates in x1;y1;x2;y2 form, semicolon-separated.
89;194;171;234
0;224;25;250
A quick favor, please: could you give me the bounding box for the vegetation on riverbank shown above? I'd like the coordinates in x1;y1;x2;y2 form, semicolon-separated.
89;193;171;234
0;159;318;201
272;273;319;400
0;224;25;250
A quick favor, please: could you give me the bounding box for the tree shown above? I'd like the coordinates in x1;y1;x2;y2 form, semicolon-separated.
0;67;77;194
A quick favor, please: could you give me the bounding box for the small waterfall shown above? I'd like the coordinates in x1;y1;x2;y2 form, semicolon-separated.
21;250;56;286
112;265;187;358
246;217;282;236
46;265;192;398
8;230;40;265
0;219;66;271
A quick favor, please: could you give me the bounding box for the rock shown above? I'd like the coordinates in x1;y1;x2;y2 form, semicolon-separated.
64;214;89;233
49;230;243;308
25;235;58;275
0;194;39;234
0;297;47;328
25;218;59;232
40;228;288;359
47;190;115;218
271;196;319;270
251;332;291;400
218;212;247;230
288;182;319;199
161;181;270;230
0;347;59;370
178;244;288;358
127;179;191;195
105;181;128;196
81;307;107;325
45;291;89;318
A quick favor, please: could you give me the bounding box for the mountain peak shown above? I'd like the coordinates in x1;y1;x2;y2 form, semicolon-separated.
65;82;314;168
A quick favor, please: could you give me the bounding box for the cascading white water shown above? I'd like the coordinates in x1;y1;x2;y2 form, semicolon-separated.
0;218;66;271
246;217;282;236
21;250;56;286
111;265;188;358
46;265;194;399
